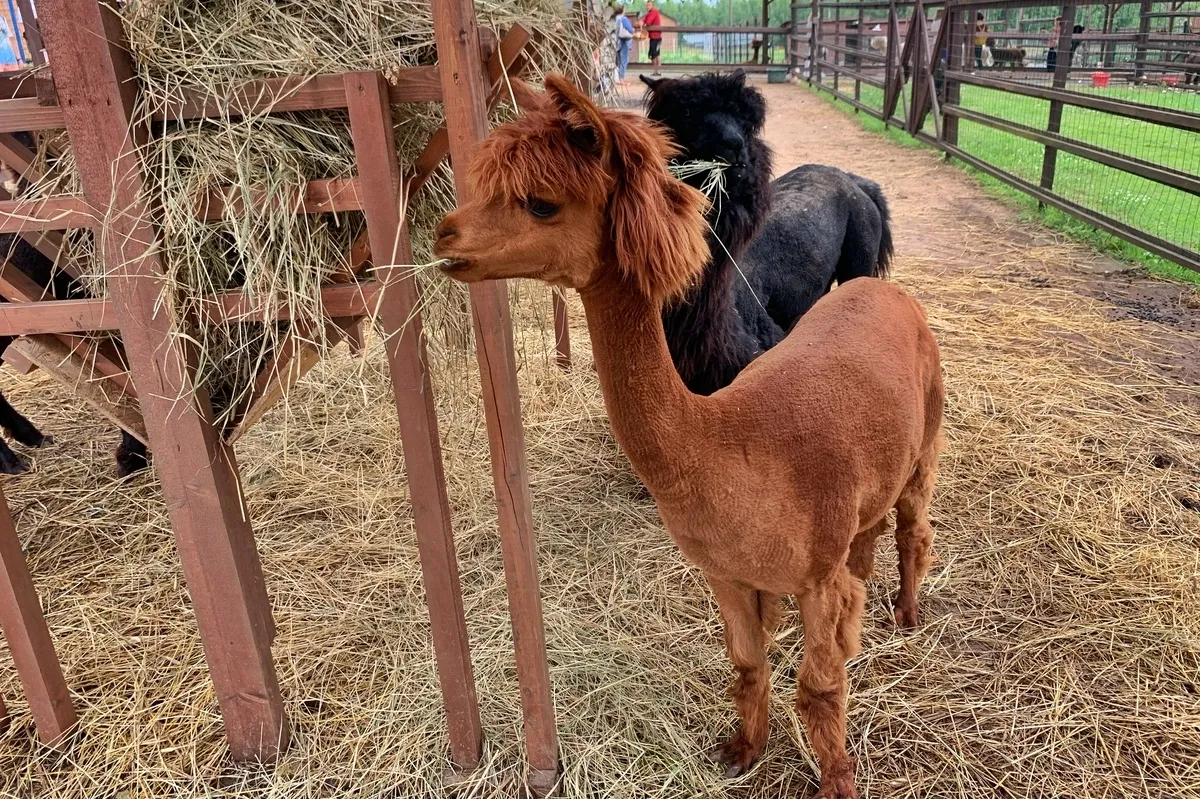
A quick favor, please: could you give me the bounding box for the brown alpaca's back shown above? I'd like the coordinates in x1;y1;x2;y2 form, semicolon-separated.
657;276;943;596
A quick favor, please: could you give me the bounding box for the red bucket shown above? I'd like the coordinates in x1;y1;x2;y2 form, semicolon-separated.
1092;72;1110;88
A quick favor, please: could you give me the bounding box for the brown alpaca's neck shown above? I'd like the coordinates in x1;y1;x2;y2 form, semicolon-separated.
580;273;703;496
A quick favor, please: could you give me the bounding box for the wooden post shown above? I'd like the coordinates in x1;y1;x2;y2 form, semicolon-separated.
37;0;288;761
0;484;76;746
343;70;484;772
813;0;822;86
943;7;964;147
883;0;898;115
855;5;864;103
789;1;800;75
1135;0;1152;82
1101;2;1115;67
1041;3;1077;196
908;0;927;135
430;1;559;793
552;290;570;371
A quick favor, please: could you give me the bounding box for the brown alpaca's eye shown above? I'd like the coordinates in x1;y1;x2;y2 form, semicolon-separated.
524;197;560;219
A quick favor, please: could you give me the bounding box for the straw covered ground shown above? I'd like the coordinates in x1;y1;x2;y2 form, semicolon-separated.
1;81;1199;798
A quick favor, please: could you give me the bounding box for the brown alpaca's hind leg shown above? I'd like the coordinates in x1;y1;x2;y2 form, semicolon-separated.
796;569;865;799
846;519;888;581
893;445;939;629
708;579;771;778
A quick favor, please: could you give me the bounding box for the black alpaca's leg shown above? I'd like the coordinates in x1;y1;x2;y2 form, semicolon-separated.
115;431;150;478
0;392;51;448
0;437;28;474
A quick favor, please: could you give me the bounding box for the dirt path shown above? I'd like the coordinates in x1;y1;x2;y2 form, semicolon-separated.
752;82;1200;385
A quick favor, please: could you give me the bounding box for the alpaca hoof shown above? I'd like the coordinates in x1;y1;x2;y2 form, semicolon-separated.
815;760;859;799
0;455;29;475
893;595;920;630
711;730;763;778
115;435;151;479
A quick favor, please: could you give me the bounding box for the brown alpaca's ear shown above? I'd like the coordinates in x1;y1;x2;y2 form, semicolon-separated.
543;74;610;156
605;116;710;304
506;78;546;113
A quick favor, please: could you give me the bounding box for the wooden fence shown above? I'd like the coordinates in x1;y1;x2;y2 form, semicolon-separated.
630;25;795;72
795;0;1200;273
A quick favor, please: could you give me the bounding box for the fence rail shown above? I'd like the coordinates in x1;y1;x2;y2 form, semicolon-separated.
628;25;794;73
793;0;1200;272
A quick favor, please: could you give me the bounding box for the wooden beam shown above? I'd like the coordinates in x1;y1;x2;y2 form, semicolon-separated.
2;346;37;374
0;195;92;233
0;298;112;334
0;98;65;133
430;3;559;792
0;281;385;336
38;0;287;761
0;71;39;101
0;484;78;747
345;69;483;772
196;177;363;220
8;336;146;443
224;322;341;445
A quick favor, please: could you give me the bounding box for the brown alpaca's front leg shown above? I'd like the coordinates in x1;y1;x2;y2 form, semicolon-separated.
709;579;770;778
796;571;865;799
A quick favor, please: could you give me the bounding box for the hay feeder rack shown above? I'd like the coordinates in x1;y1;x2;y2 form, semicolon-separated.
0;0;567;790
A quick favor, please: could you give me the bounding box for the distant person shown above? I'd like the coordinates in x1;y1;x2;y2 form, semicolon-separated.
640;1;663;76
1046;16;1063;72
974;13;987;69
615;5;634;85
0;19;17;69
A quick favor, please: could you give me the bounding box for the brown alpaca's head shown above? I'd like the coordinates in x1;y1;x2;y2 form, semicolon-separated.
434;75;710;303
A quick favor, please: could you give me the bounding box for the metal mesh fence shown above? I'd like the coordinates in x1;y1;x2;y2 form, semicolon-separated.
805;0;1200;272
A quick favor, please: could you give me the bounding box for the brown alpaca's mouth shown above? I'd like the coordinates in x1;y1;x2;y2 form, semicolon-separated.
438;258;471;273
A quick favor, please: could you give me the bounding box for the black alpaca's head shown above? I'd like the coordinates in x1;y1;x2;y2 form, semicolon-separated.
641;70;767;186
640;70;772;256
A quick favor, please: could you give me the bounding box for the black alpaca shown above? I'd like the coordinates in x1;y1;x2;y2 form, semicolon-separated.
0;231;150;476
641;71;893;394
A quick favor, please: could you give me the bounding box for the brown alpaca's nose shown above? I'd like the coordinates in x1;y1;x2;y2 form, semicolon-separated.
434;216;458;244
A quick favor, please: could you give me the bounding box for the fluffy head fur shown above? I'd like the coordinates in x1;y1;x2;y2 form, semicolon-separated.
641;70;772;256
640;71;775;395
435;75;710;305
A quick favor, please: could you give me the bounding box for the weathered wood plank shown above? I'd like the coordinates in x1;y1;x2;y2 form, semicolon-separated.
0;483;77;746
38;0;287;761
0;195;92;233
7;336;147;443
429;4;559;791
345;69;483;771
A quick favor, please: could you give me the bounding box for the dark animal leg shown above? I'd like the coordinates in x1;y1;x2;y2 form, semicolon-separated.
0;393;50;448
709;578;771;778
796;568;864;799
115;431;150;478
892;445;939;629
0;437;28;474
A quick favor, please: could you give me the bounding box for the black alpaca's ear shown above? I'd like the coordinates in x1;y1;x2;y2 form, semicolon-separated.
640;74;667;90
730;68;747;86
544;73;609;156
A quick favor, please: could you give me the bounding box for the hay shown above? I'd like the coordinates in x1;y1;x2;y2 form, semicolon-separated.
18;0;603;425
1;241;1198;797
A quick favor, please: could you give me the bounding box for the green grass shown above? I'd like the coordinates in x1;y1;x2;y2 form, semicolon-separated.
809;78;1200;284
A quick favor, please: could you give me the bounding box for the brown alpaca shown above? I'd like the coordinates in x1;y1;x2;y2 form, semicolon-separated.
434;75;945;799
